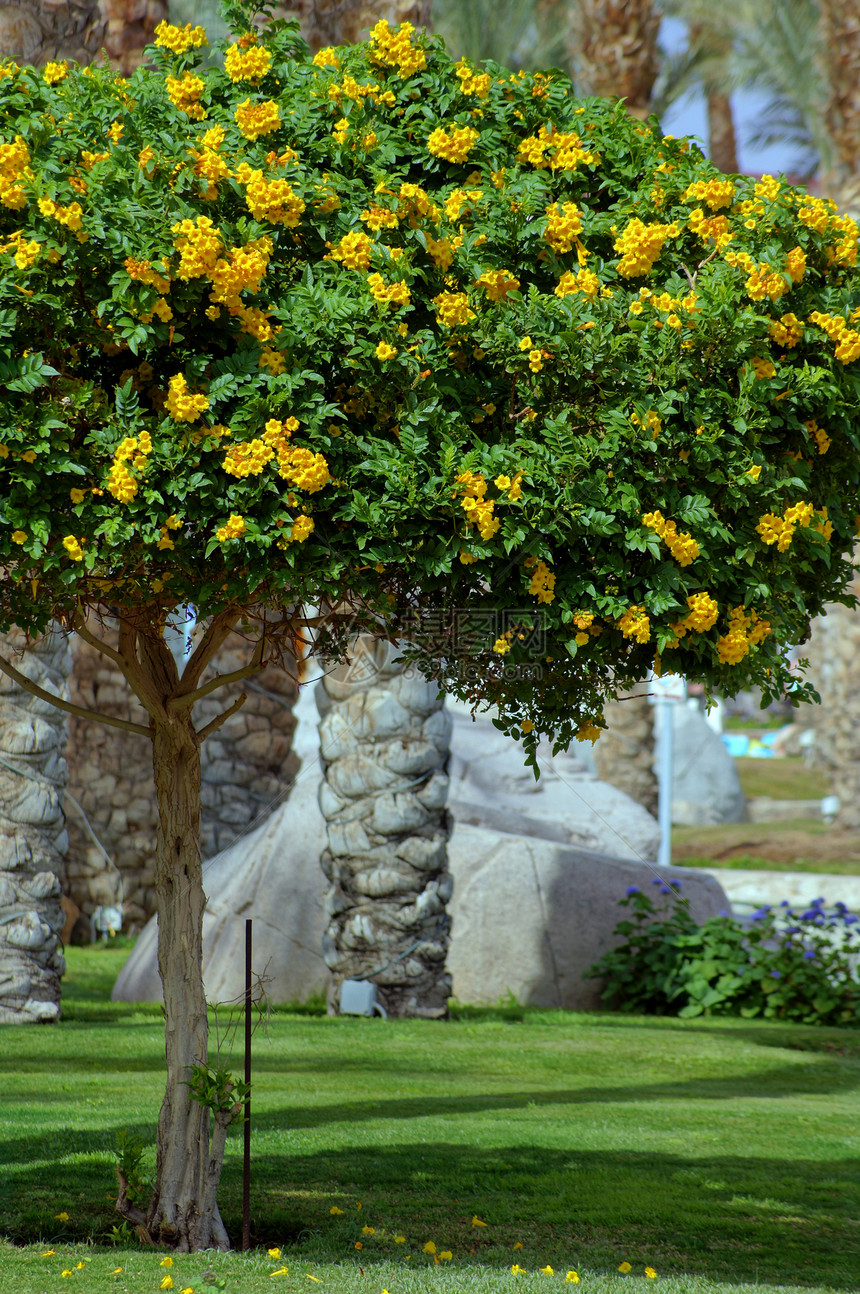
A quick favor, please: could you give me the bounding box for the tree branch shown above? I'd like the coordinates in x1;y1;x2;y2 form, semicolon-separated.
175;608;242;697
0;652;153;738
117;618;165;719
196;692;248;741
71;610;125;669
170;659;264;711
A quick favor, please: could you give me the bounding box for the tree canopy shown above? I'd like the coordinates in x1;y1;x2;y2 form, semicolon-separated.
2;2;860;740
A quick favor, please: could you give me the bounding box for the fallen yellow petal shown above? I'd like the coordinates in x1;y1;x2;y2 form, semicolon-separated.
269;1249;281;1259
394;1236;406;1244
330;1206;344;1216
160;1278;174;1291
362;1226;375;1236
512;1265;526;1275
41;1250;55;1257
440;1251;453;1261
161;1257;174;1267
76;1262;86;1269
540;1266;554;1275
645;1268;657;1279
55;1212;70;1221
472;1216;487;1227
181;1287;194;1294
423;1241;436;1254
270;1268;289;1278
513;1243;523;1251
566;1274;580;1284
618;1262;632;1274
61;1271;73;1278
306;1275;321;1282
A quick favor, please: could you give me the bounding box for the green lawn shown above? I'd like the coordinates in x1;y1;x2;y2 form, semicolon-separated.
734;757;831;802
1;945;859;1294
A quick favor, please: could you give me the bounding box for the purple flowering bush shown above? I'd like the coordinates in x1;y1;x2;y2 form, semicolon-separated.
587;885;860;1025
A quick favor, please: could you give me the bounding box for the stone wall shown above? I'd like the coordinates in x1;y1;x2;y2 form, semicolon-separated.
65;623;299;932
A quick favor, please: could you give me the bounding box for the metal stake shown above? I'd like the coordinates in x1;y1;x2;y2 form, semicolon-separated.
242;917;252;1251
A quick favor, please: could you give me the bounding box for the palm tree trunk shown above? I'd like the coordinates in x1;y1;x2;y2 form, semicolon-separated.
318;637;452;1017
0;629;70;1024
568;0;660;115
0;0;106;65
817;0;860;196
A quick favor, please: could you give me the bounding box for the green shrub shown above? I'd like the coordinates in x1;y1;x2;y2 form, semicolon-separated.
587;882;860;1024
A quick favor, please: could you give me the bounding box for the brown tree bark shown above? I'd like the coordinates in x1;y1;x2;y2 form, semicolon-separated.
567;0;660;116
818;0;860;193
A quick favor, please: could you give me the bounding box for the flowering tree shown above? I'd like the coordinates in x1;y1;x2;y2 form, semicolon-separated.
2;0;860;1249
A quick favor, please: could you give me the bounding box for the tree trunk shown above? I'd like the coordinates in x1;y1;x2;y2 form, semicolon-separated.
817;0;860;196
272;0;431;52
0;0;106;66
567;0;660;116
136;709;230;1250
318;637;452;1017
0;629;70;1024
706;88;739;174
592;680;658;818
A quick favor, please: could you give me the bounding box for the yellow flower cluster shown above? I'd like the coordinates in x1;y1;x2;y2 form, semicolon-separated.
716;605;770;665
166;72;206;119
208;237;273;305
172;215;221;278
809;310;860;364
456;470;499;540
444;187;482;222
617;605;650;642
433;291;475;328
1;231;40;270
313;47;339;68
361;205;399;231
750;356;776;379
154;21;207;54
38;195;84;233
375;340;397;359
427;126;480;162
234;99;280;141
756;499;814;551
555;267;600;298
125;257;171;294
631;410;662;440
287;515;315;543
235;166;306;226
455;60;490;98
106;432;151;502
216;513;246;540
516;126;599;171
224;42;272;83
223;439;274;477
368;21;426;78
575;720;602;744
397;182;439;226
492;630;513;655
543;201;583;254
368;273;411;307
613;219;678;277
804;417;831;455
687;208;732;249
786;246;807;281
165;374;209;422
157;514;183;550
724;250;789;303
425;234;458;270
279;445;331;492
527;559;555;603
494;472;523;500
768;312;803;347
682;178;735;209
330;230;373;270
43;62;68;85
62;535;84;561
682;592;719;633
477;269;520;302
641;510;700;566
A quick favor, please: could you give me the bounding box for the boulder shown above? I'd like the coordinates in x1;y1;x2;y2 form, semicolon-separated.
661;702;747;825
115;684;715;1010
447;828;728;1008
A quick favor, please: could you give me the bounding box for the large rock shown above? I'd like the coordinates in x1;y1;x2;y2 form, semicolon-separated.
115;684;719;1010
660;702;747;826
448;829;727;1008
